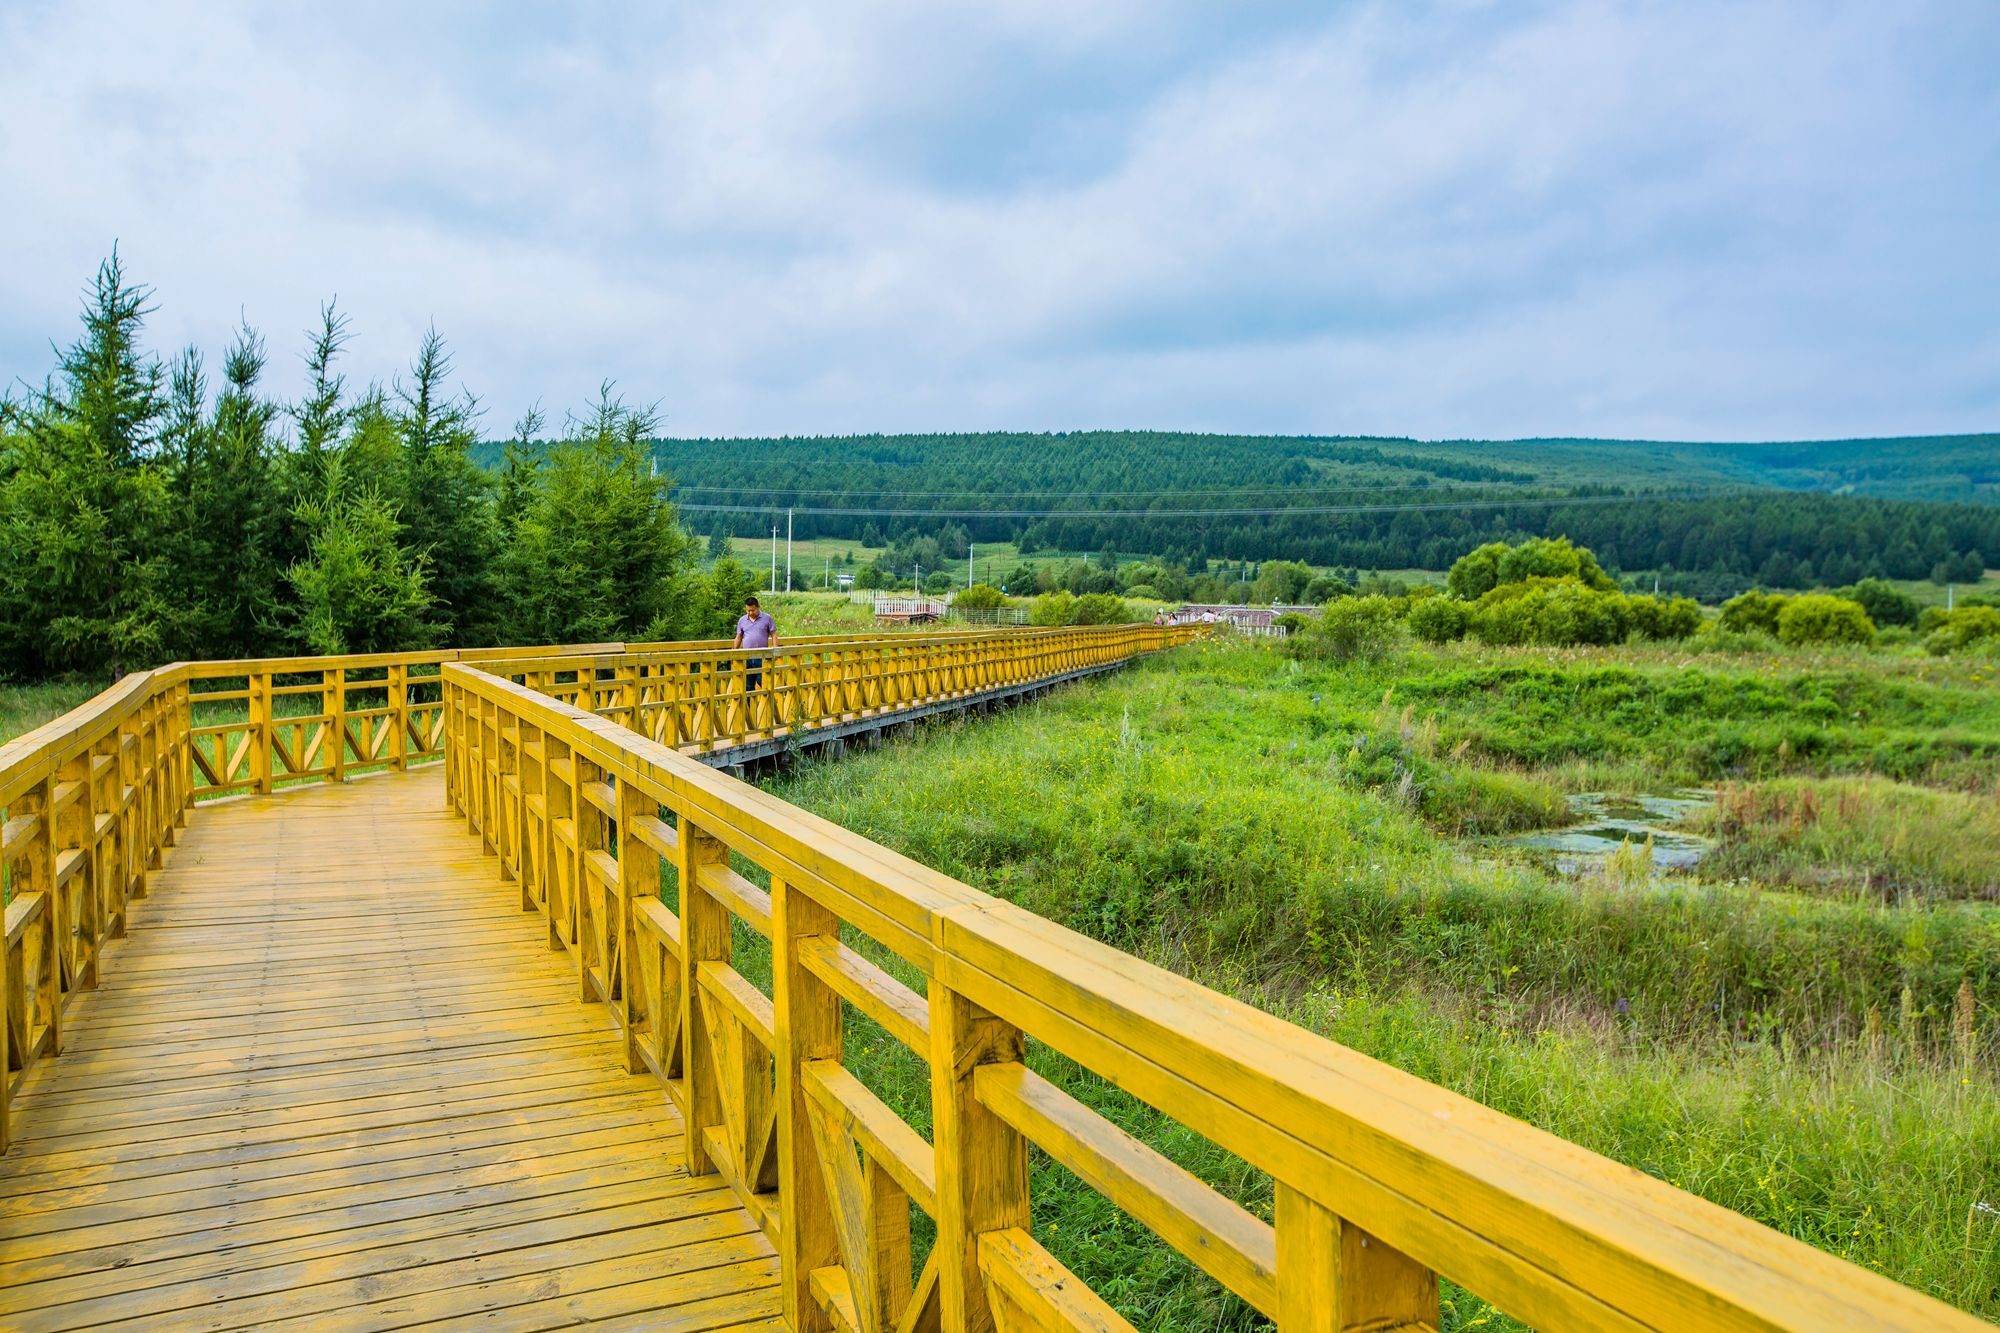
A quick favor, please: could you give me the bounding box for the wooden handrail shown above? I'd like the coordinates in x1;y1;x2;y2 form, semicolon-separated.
0;626;1186;1156
481;623;1195;757
439;652;1983;1332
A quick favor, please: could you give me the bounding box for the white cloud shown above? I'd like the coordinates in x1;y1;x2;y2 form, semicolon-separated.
1;0;1994;440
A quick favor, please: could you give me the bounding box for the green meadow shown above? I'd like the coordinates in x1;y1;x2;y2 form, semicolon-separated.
759;637;2000;1327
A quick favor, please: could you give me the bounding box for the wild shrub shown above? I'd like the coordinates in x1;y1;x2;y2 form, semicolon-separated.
1838;577;1922;628
953;582;1008;610
1301;595;1405;661
1719;589;1789;634
1471;578;1632;646
1029;590;1079;626
1626;592;1701;640
1775;593;1876;646
1923;606;2000;656
1446;535;1615;599
1691;623;1783;654
1072;592;1131;625
1407;596;1470;643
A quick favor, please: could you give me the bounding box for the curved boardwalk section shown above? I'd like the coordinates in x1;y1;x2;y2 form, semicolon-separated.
0;771;778;1332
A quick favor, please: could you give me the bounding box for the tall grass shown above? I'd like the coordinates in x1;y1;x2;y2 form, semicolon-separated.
763;638;2000;1322
0;681;103;745
1699;776;2000;901
776;643;2000;1041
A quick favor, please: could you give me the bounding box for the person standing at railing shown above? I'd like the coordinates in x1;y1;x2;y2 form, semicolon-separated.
734;595;778;692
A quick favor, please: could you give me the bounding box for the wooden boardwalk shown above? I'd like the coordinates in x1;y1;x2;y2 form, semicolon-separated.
0;771;779;1332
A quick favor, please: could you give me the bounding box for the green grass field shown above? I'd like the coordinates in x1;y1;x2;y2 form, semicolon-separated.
761;637;2000;1326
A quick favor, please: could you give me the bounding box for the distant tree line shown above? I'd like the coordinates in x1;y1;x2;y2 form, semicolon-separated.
0;254;749;680
623;432;1996;597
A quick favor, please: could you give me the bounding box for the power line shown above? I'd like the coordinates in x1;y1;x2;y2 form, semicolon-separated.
673;487;1742;522
665;478;1573;501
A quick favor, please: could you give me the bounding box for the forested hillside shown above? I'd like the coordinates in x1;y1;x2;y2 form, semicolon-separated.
598;431;1998;594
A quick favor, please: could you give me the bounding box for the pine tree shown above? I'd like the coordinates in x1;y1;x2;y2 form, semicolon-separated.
0;250;172;675
287;456;437;654
392;328;498;644
498;385;693;643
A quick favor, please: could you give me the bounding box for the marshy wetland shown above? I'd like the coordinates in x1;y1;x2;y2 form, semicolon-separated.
766;636;2000;1327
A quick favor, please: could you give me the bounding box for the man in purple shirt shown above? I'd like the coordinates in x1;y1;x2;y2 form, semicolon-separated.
734;596;777;692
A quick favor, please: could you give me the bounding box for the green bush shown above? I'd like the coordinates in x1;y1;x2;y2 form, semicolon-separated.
1774;594;1875;646
1407;596;1470;644
1719;590;1789;634
1472;578;1632;646
1029;590;1078;626
1923;605;2000;655
1304;574;1352;603
1300;595;1404;661
1446;536;1615;600
1072;592;1132;625
1121;584;1160;601
1837;577;1921;628
1627;593;1702;640
954;582;1008;611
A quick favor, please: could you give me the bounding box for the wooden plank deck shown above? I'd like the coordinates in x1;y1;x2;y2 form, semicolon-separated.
0;770;780;1332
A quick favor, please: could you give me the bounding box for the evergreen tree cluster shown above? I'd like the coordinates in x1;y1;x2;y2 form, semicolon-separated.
0;255;731;680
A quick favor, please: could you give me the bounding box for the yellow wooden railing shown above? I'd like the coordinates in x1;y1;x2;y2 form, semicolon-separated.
0;626;1181;1153
440;658;1983;1333
3;620;1986;1329
486;624;1186;755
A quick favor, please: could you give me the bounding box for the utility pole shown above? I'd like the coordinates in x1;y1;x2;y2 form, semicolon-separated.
770;523;778;592
969;543;975;591
785;508;793;592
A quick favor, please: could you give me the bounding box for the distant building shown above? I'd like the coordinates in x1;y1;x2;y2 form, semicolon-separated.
1166;603;1315;635
836;572;854;591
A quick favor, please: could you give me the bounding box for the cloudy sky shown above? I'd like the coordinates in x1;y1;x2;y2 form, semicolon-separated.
2;1;1996;441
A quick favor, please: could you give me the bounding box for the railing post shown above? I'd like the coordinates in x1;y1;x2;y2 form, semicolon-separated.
1275;1184;1437;1331
573;751;601;1003
173;681;191;835
676;815;731;1175
328;667;347;784
772;876;841;1330
389;663;409;772
249;670;273;795
112;716;135;928
929;983;1030;1332
619;664;640;736
19;779;61;1055
138;696;161;886
54;752;97;992
615;778;660;1074
496;709;520;885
